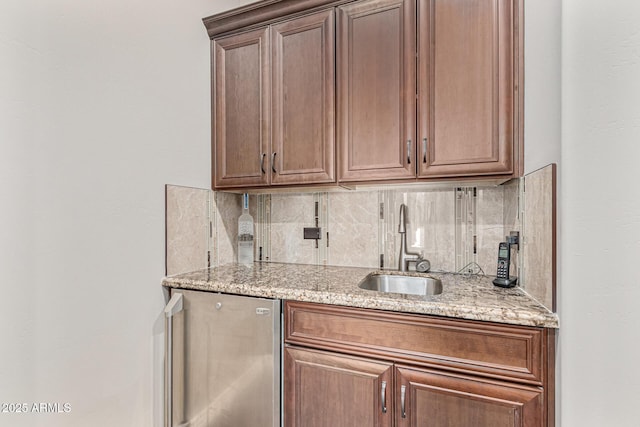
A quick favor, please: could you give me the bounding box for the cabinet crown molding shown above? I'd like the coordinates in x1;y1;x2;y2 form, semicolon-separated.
203;0;344;38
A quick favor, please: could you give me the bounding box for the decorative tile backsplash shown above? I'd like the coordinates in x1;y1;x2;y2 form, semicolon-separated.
212;191;241;267
246;185;519;276
165;164;555;311
165;185;210;276
326;191;377;267
522;165;556;310
269;193;317;265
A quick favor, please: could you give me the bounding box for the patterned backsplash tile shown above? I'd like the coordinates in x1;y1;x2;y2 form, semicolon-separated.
248;185;514;276
165;165;555;311
165;185;210;276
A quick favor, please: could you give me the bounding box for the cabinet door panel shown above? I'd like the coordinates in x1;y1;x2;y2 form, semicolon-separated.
284;346;393;427
272;9;335;185
214;27;270;188
337;0;416;182
418;0;515;177
396;366;544;427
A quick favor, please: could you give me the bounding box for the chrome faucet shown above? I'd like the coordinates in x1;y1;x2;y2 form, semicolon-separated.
398;204;431;272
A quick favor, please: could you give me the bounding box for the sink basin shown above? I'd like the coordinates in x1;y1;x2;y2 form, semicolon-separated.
358;273;443;296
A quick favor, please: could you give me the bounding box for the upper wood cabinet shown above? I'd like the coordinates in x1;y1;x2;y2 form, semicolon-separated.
336;0;416;181
212;9;335;189
214;27;270;188
337;0;521;183
271;9;335;185
206;0;522;188
417;0;518;178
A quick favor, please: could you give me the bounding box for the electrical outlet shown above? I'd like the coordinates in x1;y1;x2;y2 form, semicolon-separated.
303;227;321;240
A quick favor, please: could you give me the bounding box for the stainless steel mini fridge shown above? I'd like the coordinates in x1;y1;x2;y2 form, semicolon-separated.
164;288;281;427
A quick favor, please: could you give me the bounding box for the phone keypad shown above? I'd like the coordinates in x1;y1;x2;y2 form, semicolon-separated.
497;260;509;278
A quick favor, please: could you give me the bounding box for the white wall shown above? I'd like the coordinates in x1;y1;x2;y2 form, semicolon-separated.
524;0;562;173
3;0;640;425
0;0;250;425
560;0;640;425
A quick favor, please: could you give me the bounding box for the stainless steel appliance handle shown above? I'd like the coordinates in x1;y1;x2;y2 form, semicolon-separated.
381;381;387;413
164;293;184;427
400;384;407;418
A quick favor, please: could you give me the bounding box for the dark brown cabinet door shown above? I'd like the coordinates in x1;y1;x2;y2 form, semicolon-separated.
284;346;393;427
271;9;335;185
418;0;517;178
396;366;544;427
213;27;270;188
337;0;416;182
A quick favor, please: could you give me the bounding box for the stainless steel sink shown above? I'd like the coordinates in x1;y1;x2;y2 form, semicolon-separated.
358;273;443;296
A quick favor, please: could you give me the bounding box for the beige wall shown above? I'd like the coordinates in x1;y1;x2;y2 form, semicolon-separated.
0;0;254;426
560;0;640;425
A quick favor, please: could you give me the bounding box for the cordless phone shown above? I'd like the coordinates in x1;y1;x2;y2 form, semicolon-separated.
492;242;518;288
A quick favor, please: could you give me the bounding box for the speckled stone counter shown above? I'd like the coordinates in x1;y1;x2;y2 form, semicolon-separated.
162;262;559;328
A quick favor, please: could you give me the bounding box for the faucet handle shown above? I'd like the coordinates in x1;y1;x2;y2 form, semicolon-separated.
415;259;431;273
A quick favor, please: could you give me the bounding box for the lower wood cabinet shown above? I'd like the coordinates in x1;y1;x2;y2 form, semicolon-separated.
283;301;555;427
284;346;392;427
396;366;544;427
284;347;544;427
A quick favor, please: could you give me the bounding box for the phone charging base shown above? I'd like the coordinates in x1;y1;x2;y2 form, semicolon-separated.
493;276;518;288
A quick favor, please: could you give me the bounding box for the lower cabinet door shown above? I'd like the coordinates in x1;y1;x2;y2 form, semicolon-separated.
284;346;393;427
396;366;545;427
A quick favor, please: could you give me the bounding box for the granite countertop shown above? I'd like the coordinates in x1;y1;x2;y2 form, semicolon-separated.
162;262;559;328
